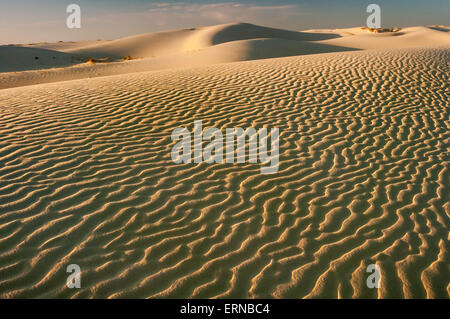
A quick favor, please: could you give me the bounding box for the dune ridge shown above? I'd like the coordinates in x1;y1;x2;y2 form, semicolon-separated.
0;45;448;298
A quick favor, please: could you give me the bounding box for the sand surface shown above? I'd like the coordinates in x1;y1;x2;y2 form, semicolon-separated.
0;23;449;298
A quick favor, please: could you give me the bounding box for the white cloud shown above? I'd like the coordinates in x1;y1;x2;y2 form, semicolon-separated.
141;2;302;28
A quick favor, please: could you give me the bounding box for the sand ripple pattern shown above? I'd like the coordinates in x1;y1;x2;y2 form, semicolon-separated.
0;47;448;298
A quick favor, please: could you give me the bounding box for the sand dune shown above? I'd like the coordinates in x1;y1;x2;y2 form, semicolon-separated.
2;23;449;90
316;25;450;50
0;43;448;298
58;23;342;59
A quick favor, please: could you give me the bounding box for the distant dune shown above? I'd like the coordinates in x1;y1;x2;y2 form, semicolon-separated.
1;23;449;89
0;23;448;298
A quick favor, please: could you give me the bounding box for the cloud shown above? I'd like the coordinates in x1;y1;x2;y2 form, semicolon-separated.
142;2;302;26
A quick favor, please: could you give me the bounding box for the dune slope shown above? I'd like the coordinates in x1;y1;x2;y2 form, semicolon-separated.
0;46;448;298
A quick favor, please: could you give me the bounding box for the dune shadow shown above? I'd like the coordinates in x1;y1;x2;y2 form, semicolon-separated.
211;23;342;46
0;46;83;73
426;26;449;33
226;38;359;61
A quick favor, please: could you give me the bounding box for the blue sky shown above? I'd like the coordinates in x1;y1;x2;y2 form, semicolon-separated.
1;0;448;44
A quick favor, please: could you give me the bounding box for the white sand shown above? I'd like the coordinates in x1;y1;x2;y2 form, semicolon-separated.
0;23;448;298
2;23;449;90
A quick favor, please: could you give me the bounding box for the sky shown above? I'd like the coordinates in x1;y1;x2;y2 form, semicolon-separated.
1;0;449;44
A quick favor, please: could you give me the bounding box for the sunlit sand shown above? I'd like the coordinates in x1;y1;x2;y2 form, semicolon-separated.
0;23;448;298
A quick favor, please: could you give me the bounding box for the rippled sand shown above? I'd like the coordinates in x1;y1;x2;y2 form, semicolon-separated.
0;32;449;298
